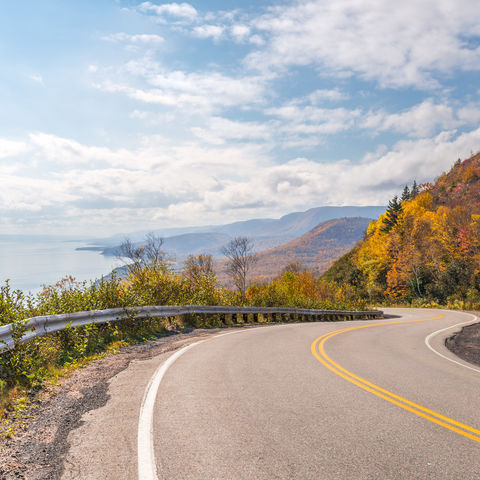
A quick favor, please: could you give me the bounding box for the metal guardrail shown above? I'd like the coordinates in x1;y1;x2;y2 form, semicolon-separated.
0;305;382;352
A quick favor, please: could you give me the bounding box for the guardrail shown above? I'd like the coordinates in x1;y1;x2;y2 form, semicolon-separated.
0;305;382;352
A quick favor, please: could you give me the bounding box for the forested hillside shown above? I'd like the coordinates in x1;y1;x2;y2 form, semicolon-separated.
324;152;480;307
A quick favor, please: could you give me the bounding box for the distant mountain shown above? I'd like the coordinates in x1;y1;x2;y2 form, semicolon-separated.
82;206;385;259
216;217;372;284
212;206;385;238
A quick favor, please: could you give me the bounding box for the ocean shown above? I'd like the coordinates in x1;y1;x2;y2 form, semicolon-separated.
0;237;122;294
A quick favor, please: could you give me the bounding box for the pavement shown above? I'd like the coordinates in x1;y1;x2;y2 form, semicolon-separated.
61;308;480;479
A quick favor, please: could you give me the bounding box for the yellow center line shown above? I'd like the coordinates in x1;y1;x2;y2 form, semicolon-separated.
310;315;480;443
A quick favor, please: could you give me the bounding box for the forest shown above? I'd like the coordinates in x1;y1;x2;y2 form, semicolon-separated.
324;152;480;308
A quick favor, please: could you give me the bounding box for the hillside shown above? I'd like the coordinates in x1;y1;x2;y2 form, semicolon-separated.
324;152;480;305
217;217;371;284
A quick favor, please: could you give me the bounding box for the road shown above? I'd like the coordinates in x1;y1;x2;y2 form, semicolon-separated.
62;309;480;479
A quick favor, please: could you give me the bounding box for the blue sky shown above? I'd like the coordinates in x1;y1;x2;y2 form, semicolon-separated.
1;0;480;236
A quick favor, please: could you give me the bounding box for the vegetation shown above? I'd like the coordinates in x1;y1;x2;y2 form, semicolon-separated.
0;239;366;423
246;270;367;311
324;152;480;308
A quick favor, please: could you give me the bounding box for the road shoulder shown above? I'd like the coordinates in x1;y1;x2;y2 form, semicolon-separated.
0;328;226;480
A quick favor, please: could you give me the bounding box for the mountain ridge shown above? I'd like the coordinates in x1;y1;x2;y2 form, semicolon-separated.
81;205;386;259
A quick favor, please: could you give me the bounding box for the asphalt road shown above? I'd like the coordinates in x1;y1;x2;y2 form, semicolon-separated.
62;309;480;480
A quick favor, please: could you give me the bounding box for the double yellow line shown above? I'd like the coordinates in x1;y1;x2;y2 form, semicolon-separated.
310;316;480;443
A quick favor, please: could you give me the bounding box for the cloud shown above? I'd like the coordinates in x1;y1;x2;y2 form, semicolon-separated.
308;89;348;103
0;138;29;159
192;25;224;40
96;61;268;112
246;0;480;88
138;2;198;23
361;99;480;138
103;33;164;45
29;133;134;167
191;117;274;145
230;24;251;42
3;124;479;235
266;103;361;136
29;74;45;86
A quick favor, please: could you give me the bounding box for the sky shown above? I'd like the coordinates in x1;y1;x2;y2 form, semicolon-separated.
1;0;480;236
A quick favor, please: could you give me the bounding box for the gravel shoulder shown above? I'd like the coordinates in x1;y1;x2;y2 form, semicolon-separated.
0;327;232;480
445;312;480;367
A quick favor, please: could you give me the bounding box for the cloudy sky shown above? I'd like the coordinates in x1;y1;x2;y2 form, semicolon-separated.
1;0;480;236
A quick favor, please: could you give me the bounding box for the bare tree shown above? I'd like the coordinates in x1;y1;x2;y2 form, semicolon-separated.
117;232;166;275
221;237;256;301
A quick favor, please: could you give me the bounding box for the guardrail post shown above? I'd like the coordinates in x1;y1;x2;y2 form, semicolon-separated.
242;313;248;324
253;313;258;323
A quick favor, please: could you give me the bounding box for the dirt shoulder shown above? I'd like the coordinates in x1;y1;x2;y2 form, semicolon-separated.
445;313;480;367
0;327;234;480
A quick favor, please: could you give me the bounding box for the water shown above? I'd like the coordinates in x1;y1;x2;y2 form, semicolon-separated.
0;237;123;294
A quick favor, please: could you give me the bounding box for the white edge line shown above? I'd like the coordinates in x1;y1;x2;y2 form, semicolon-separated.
137;341;203;480
425;312;480;374
137;328;253;480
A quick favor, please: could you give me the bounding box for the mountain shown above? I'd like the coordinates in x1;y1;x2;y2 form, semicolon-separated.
211;206;385;238
323;151;480;305
216;217;372;284
82;205;385;259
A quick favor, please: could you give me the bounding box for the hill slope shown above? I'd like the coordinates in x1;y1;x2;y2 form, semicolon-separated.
324;151;480;305
217;217;371;283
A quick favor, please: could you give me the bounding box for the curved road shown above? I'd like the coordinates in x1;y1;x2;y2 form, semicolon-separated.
62;309;480;479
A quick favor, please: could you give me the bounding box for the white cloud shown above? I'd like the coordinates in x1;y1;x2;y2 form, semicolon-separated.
267;103;361;135
96;62;268;112
103;33;164;44
308;89;348;103
29;133;134;167
230;24;251;42
138;2;198;23
246;0;480;88
361;99;480;138
249;34;264;46
0;138;29;159
192;24;224;40
1;126;480;234
29;74;45;86
191;117;274;145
